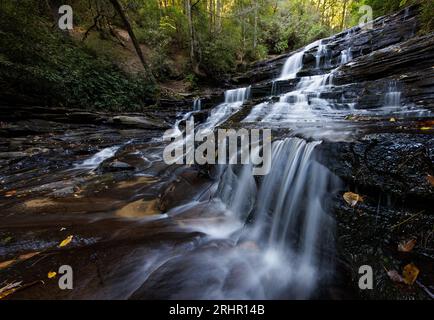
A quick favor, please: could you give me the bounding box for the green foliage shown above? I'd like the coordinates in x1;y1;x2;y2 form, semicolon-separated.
350;0;434;34
419;0;434;34
0;1;155;111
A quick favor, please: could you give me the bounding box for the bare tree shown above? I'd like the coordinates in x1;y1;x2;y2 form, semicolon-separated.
109;0;155;82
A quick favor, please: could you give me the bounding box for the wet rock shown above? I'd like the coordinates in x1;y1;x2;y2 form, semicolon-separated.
158;168;213;212
109;115;171;130
99;160;135;173
317;133;434;201
0;151;28;159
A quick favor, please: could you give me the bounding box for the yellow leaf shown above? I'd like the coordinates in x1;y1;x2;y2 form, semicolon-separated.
0;288;17;299
402;263;419;285
389;117;396;122
0;282;22;300
398;239;416;252
343;192;364;207
58;235;73;248
420;127;431;130
48;271;57;279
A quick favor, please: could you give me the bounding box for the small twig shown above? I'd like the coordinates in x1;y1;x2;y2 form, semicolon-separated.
391;210;424;230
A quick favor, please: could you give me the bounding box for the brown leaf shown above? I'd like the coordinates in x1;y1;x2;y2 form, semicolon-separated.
427;175;434;187
4;190;16;197
0;259;15;270
343;192;364;207
18;251;40;261
398;239;417;253
0;251;41;270
402;263;419;285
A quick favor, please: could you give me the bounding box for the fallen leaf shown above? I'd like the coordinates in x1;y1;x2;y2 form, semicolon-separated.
420;127;432;131
18;251;40;261
402;263;419;285
47;271;57;279
0;280;43;300
398;239;416;253
0;281;22;300
4;190;16;197
343;192;364;207
387;270;404;283
427;175;434;187
58;235;73;247
389;117;396;122
0;260;15;270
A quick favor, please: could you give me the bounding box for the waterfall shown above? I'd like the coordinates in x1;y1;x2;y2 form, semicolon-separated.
214;137;339;298
384;81;401;107
279;51;305;80
74;145;120;170
315;40;331;69
224;86;251;103
278;41;319;80
202;86;250;129
260;74;331;123
193;98;201;111
339;48;352;65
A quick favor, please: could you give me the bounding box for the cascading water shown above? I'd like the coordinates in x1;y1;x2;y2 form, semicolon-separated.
277;41;318;80
203;86;251;129
340;48;352;65
384;81;402;108
74;145;120;170
315;40;331;69
135;17;432;300
193;98;201;111
211;137;339;298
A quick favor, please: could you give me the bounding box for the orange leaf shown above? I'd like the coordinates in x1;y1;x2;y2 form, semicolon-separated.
402;263;419;285
0;259;15;270
398;239;416;252
4;190;16;197
343;192;364;207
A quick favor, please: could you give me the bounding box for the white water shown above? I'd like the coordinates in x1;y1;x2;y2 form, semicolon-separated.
193;98;201;111
204;137;339;298
384;81;401;107
129;21;432;299
340;48;352;65
203;86;250;129
74;145;120;170
278;41;318;80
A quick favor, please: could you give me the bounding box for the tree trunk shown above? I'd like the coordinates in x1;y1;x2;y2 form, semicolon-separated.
185;0;199;73
109;0;155;82
216;0;222;32
253;0;258;50
340;0;348;30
